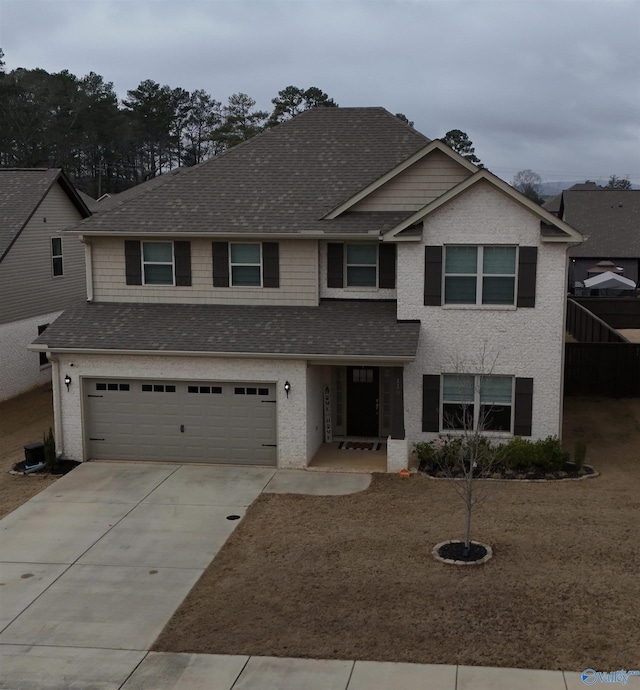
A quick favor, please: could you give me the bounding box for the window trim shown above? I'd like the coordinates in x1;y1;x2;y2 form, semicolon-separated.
440;374;514;434
345;243;378;288
443;245;517;306
142;241;175;286
51;237;63;277
229;242;263;288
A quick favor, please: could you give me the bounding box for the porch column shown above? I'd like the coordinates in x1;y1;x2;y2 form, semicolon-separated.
387;366;409;472
390;367;405;440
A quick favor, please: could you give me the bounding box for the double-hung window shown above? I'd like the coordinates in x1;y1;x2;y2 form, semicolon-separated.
444;246;516;305
442;374;513;432
345;244;377;287
142;242;174;285
230;243;262;287
51;237;63;277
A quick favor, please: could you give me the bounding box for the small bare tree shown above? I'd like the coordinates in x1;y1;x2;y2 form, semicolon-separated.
436;349;506;556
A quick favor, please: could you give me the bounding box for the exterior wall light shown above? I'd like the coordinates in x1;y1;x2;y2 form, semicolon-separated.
284;381;291;398
64;374;72;391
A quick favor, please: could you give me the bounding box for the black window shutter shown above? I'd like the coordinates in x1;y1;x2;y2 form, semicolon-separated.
424;246;442;306
327;243;344;288
422;375;441;432
125;240;142;285
174;241;192;286
212;242;229;287
378;243;396;289
517;246;537;308
514;377;534;436
262;242;280;288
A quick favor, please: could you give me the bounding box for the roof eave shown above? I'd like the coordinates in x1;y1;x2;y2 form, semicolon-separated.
383;170;584;243
28;344;416;362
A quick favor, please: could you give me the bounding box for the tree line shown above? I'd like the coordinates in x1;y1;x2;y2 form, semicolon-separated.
0;50;338;196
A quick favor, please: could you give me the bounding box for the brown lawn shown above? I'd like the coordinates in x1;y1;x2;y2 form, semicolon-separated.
0;385;57;519
153;397;640;671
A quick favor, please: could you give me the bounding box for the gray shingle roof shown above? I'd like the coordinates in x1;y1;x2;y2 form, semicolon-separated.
562;190;640;257
74;108;430;237
32;300;420;360
0;168;91;261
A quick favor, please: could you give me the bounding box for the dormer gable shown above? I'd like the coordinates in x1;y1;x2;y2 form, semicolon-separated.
324;140;477;219
383;169;583;244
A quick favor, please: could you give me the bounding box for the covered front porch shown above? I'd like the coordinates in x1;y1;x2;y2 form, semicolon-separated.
306;364;410;472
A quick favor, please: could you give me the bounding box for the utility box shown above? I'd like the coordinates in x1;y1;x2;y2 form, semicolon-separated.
24;442;45;464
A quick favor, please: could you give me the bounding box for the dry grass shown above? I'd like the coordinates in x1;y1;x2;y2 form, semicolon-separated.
154;398;640;671
0;385;57;519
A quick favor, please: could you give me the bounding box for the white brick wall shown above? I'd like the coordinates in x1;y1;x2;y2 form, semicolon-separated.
0;311;62;401
53;352;313;468
397;181;568;444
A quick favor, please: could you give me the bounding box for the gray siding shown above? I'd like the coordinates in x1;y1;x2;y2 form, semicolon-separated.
0;182;87;325
351;150;471;212
91;237;319;306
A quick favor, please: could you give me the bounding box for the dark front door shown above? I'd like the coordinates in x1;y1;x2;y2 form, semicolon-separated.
346;366;379;436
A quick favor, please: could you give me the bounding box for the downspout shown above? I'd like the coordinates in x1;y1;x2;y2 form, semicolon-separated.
80;236;93;302
47;355;64;458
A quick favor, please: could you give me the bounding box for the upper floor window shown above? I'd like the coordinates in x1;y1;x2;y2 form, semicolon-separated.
327;242;396;289
142;241;174;285
125;240;191;287
51;237;63;277
444;246;516;305
230;243;262;287
346;244;377;287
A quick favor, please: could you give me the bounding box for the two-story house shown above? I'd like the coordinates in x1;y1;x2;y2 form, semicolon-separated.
31;108;582;471
0;169;91;401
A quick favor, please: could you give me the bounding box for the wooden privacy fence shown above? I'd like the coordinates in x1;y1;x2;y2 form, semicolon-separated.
566;298;627;343
565;343;640;397
565;298;640;397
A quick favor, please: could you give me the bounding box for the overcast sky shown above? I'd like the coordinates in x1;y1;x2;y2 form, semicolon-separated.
1;0;639;185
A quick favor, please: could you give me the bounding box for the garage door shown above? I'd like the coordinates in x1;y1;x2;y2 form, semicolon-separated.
84;379;277;465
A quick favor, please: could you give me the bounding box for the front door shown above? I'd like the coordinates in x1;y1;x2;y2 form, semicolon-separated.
346;366;379;436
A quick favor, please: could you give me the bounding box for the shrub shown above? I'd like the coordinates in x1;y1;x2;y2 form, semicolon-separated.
496;436;537;471
573;439;587;469
533;436;569;472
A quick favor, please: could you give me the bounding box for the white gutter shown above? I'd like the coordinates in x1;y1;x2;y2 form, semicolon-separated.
47;355;64;458
27;345;417;363
80;236;93;302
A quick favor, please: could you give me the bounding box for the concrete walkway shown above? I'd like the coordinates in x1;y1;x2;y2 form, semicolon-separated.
0;462;631;689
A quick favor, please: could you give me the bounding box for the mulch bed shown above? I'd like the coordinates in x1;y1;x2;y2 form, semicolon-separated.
419;461;596;481
437;541;488;562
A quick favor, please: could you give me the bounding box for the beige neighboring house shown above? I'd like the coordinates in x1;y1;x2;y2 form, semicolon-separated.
31;108;582;471
0;169;91;401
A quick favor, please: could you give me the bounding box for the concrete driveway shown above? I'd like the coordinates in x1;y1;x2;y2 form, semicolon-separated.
0;463;592;689
0;461;371;689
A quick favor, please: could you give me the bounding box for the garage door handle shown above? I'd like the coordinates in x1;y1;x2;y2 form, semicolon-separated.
262;444;277;447
180;425;185;433
89;438;105;441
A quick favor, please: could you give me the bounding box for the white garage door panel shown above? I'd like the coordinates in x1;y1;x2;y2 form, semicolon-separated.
85;379;277;465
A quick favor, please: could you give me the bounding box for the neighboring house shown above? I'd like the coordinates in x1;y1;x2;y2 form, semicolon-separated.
544;186;640;292
31;108;581;471
0;169;91;401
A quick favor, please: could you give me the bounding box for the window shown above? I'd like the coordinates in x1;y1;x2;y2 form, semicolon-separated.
142;242;174;285
346;244;377;287
444;246;516;305
327;243;396;289
51;238;63;276
442;374;513;432
230;243;261;287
